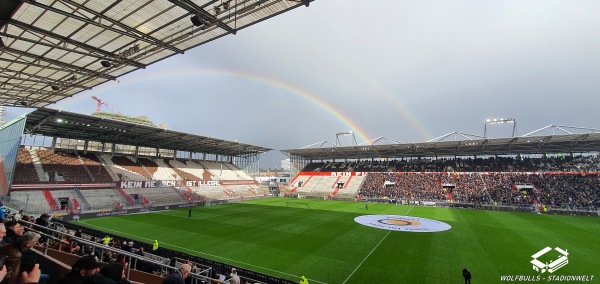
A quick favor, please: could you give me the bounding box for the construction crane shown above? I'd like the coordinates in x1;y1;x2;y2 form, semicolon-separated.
91;96;121;114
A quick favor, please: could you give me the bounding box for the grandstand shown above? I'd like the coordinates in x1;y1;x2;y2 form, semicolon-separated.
2;116;599;284
0;0;599;283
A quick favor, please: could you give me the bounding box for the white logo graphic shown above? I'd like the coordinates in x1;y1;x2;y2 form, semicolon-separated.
531;247;569;274
354;215;451;232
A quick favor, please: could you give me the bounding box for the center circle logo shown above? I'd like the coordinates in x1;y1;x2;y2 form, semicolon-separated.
355;215;451;232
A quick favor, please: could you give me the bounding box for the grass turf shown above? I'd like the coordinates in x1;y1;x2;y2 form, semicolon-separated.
74;198;600;283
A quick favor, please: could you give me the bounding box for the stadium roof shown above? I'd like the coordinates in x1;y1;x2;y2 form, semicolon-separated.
282;133;600;160
24;107;271;156
0;0;313;107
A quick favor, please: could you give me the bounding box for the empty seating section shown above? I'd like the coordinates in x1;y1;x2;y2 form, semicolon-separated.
224;185;264;197
109;155;152;180
166;160;202;180
224;163;254;180
7;191;53;213
79;153;115;182
38;150;93;183
198;161;241;180
138;157;159;177
152;159;181;180
100;154;144;181
337;175;366;197
295;176;340;195
122;187;188;206
186;161;215;180
13;148;40;184
79;189;126;209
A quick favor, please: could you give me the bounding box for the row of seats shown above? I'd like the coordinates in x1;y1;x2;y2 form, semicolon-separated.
12;148;253;184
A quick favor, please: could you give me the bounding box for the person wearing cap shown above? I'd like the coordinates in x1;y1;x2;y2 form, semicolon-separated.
162;264;191;284
57;255;103;284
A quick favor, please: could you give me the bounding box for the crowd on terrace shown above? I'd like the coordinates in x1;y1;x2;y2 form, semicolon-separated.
306;155;600;173
0;206;245;284
302;155;600;210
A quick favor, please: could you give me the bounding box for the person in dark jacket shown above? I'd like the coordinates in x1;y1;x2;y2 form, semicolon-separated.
81;273;115;284
2;221;23;245
0;231;44;284
162;264;191;284
100;263;130;284
462;268;472;284
57;255;103;284
34;213;51;244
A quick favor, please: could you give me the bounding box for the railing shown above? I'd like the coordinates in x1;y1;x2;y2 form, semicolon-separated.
22;219;228;284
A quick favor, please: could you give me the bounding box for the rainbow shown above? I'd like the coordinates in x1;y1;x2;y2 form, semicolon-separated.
55;68;374;144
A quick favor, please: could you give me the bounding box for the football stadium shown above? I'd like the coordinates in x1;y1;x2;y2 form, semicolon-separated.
1;1;599;284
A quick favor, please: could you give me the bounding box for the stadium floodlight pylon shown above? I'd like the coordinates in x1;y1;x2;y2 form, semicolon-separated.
484;118;517;138
336;131;357;146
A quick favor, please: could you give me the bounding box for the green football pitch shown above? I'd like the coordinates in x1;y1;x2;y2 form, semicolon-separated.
75;198;600;283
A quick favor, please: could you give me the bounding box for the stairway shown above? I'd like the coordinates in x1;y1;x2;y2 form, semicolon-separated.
30;149;49;181
117;188;134;205
43;190;59;211
73;188;92;210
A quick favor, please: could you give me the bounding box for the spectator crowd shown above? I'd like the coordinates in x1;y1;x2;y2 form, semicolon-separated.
351;155;599;210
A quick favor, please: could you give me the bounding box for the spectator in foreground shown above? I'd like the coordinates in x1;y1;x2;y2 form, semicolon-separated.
0;231;45;284
162;264;191;284
100;263;130;284
2;221;24;245
230;268;240;284
0;224;8;247
57;255;103;284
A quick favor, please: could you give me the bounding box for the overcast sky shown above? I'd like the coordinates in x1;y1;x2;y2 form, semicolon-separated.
6;0;600;168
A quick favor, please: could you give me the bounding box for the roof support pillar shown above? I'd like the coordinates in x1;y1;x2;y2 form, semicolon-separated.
111;144;116;156
83;140;89;154
51;136;57;152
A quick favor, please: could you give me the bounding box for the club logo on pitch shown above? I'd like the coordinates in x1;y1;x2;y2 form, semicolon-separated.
531;247;569;274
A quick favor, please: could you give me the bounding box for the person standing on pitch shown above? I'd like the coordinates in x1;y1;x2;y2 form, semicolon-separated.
365;202;368;210
188;208;192;218
462;268;472;284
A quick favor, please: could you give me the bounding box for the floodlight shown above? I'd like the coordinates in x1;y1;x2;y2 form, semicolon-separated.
100;60;112;67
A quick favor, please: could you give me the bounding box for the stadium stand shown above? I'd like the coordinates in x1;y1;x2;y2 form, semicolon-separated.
102;154;150;181
122;187;188;207
165;159;202;180
12;148;42;184
110;156;153;179
151;159;181;180
38;149;96;183
199;160;242;180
